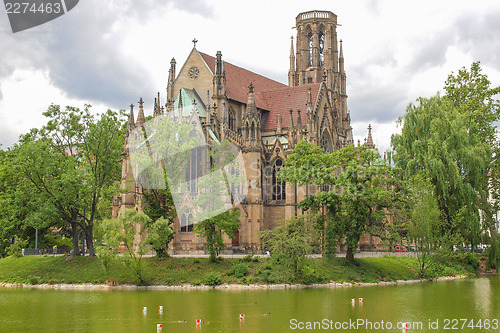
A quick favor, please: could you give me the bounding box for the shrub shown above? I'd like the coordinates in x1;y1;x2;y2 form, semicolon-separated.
233;263;248;278
204;271;222;286
7;237;28;257
243;253;254;262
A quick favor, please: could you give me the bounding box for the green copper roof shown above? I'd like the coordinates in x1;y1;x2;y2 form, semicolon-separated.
172;88;206;118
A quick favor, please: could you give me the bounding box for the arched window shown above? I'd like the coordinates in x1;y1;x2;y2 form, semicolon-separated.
250;122;256;140
308;32;313;67
180;214;187;232
320;131;331;153
320;132;331;192
272;159;286;201
185;131;202;194
180;214;193;232
319;31;325;67
229;109;235;131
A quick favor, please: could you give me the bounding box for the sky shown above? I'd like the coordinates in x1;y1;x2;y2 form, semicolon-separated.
1;0;500;154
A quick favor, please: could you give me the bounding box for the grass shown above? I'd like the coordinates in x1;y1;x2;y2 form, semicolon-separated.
0;253;478;287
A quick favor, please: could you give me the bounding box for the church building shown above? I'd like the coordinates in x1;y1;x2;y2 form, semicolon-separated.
113;10;375;253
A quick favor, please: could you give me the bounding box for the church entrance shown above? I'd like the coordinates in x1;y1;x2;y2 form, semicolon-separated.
232;230;240;247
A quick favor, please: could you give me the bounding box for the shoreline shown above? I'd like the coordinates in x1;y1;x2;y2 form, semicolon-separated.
0;274;472;291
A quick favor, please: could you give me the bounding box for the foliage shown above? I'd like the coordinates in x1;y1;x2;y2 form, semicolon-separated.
407;176;442;277
194;210;240;261
280;142;394;262
7;237;28;257
232;263;248;278
392;95;490;246
443;61;500;145
261;216;312;276
204;271;222;286
99;209;152;285
145;217;174;259
10;104;126;256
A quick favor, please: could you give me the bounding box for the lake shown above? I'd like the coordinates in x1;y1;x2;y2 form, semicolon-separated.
0;277;498;332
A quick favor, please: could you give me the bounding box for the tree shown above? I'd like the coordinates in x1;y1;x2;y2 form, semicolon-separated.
14;104;126;256
145;217;174;259
392;95;490;247
14;137;83;255
99;209;152;285
408;176;442;277
444;62;500;269
261;216;312;276
444;61;500;145
280;142;394;262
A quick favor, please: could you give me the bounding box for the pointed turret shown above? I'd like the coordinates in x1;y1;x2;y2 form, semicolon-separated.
288;36;296;87
277;113;282;134
339;40;346;96
243;82;260;147
126;103;135;134
288;109;295;149
366;124;375;149
178;89;183;123
296;109;303;142
167;58;176;102
213;51;226;97
136;97;145;127
154;92;162;117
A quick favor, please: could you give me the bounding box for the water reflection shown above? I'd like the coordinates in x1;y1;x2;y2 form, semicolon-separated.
0;277;498;332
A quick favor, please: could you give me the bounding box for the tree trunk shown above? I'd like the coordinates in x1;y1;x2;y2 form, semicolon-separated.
70;221;80;256
346;246;355;263
86;223;95;256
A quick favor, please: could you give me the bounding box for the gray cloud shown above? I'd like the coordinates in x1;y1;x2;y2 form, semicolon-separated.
0;0;215;111
406;8;500;74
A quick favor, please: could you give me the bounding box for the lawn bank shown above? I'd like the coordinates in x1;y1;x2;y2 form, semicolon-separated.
0;253;481;288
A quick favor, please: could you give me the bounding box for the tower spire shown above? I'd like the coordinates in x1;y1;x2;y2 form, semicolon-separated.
136;97;145;127
288;36;296;87
366;124;375;149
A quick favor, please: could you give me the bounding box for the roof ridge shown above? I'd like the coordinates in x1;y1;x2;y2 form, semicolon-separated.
198;51;287;87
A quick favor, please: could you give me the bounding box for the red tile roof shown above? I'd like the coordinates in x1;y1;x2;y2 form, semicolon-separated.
261;84;322;130
198;51;322;130
199;52;287;108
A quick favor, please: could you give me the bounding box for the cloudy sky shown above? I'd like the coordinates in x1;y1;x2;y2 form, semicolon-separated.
1;0;499;153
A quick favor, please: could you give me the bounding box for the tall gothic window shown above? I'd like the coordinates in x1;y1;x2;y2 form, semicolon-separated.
229;109;235;131
272;159;286;201
320;131;331;152
308;32;313;67
181;214;193;232
320;132;331;192
319;32;325;67
185;131;202;194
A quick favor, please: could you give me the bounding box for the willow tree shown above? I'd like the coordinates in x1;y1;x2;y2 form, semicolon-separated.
445;62;500;266
392;95;490;246
280;142;393;262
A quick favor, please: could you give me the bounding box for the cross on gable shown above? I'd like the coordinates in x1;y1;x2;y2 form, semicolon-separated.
192;38;198;48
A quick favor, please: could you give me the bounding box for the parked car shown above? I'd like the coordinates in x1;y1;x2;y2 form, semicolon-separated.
394;245;408;252
409;245;419;251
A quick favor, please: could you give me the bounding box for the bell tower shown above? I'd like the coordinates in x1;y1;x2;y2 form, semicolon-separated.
289;10;342;90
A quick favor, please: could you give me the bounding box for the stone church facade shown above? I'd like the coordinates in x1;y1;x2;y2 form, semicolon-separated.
114;10;382;253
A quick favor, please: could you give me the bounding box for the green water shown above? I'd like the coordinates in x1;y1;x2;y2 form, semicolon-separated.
0;277;498;332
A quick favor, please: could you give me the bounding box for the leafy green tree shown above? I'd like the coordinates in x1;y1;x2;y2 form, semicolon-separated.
444;61;500;145
444;62;500;269
280;142;393;262
408;176;442;277
14;137;83;255
261;216;312;276
194;210;240;261
99;208;152;285
13;104;126;256
392;95;490;247
145;217;174;259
